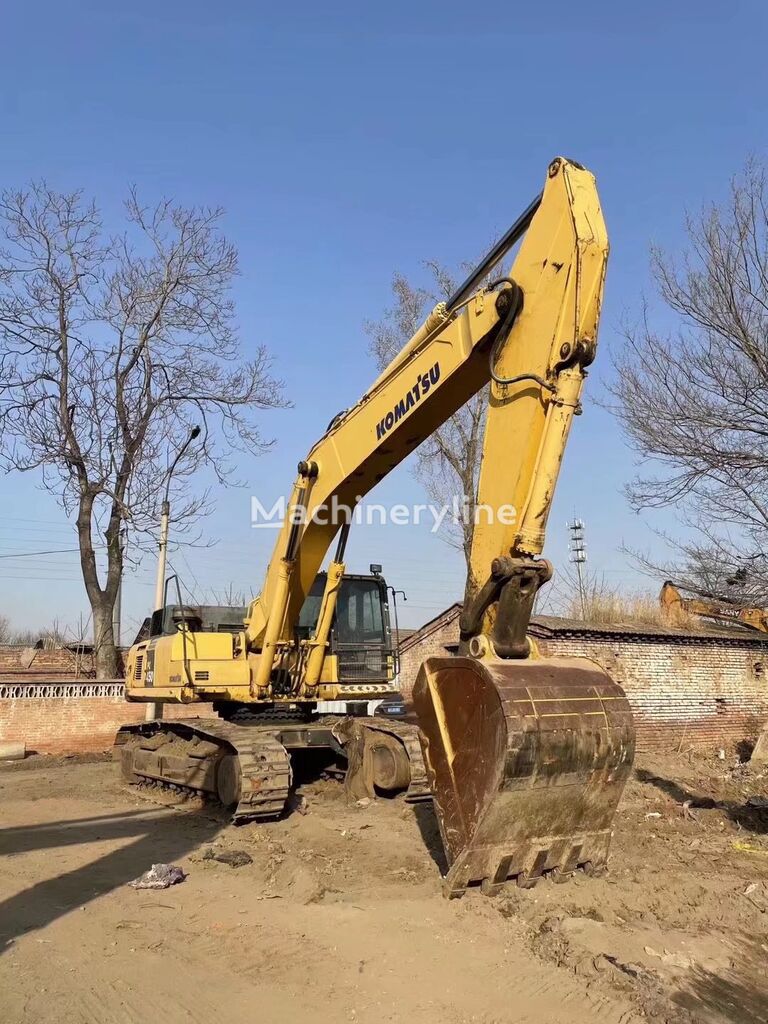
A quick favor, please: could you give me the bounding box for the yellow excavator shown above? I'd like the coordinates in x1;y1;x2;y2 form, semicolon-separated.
115;157;635;897
660;581;768;634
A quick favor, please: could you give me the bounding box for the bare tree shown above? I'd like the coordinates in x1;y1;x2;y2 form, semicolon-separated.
624;532;768;607
365;263;486;598
610;158;768;605
0;184;285;677
0;614;67;646
209;583;249;606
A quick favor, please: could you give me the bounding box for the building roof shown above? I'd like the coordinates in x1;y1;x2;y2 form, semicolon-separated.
393;627;417;646
399;603;462;652
400;603;768;650
529;614;768;644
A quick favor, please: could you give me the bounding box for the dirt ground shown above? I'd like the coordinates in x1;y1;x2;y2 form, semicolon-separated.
1;748;767;1024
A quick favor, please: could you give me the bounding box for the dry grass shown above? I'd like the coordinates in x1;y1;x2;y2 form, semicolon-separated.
562;581;701;628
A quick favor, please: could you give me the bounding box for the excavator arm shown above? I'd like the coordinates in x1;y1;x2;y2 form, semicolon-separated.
247;156;609;695
661;581;768;633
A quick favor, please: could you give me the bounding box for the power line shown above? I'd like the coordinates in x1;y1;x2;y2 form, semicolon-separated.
0;515;76;526
0;546;93;559
0;573;154;586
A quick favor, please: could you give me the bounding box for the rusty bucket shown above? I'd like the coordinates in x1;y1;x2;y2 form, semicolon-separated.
412;655;635;897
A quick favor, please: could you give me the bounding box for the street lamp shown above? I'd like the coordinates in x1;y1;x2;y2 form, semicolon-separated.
154;425;202;613
147;424;201;722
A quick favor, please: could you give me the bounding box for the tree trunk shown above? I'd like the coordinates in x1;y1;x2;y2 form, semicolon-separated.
92;598;121;679
76;492;123;680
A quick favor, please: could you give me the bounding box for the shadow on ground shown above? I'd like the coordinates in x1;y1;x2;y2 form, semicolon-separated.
411;801;448;874
674;935;768;1024
635;769;768;834
0;805;221;954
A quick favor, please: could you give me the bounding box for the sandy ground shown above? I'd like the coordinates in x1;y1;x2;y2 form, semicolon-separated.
1;749;767;1024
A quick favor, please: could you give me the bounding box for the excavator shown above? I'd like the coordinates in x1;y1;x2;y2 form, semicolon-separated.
115;157;636;897
660;581;768;634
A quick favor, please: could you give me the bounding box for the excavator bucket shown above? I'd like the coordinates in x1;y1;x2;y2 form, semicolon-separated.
412;655;635;897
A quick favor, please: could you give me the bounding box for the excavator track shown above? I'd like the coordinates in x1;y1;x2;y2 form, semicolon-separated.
114;715;429;821
200;720;293;820
114;719;293;822
330;716;431;803
355;719;431;802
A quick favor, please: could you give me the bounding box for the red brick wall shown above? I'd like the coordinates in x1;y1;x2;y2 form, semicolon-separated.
6;624;768;755
398;614;459;701
535;634;768;752
0;646;98;681
0;682;216;755
398;614;768;752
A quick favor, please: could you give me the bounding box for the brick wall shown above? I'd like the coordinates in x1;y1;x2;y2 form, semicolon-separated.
534;633;768;752
397;610;768;752
398;605;461;702
0;680;216;755
0;645;99;681
6;617;768;756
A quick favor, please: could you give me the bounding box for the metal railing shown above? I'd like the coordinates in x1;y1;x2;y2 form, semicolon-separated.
335;643;393;683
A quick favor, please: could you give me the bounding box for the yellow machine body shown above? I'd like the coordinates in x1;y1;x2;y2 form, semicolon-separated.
126;631;348;704
660;581;768;634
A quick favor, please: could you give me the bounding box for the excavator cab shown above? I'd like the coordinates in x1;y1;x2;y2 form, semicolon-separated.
296;571;395;685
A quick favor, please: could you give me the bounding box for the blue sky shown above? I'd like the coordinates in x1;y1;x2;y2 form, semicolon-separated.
1;1;766;636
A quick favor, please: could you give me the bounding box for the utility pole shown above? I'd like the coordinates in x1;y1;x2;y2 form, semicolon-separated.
568;517;587;619
146;424;201;722
154;498;171;614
